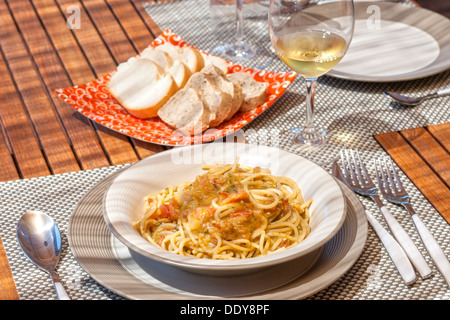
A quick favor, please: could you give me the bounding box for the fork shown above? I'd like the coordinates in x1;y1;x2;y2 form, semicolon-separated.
375;156;450;287
332;160;416;285
340;149;432;280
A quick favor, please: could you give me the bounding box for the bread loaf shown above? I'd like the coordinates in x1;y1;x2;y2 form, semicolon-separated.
226;72;267;112
141;47;191;89
155;43;204;74
202;54;229;75
185;71;233;128
168;61;191;89
201;65;243;121
157;87;212;135
140;47;173;70
107;57;177;119
107;42;269;133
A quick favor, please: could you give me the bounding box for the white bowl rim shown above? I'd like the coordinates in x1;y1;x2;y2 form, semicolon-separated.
102;143;347;272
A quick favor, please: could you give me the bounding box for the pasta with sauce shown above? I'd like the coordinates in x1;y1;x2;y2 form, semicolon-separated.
133;161;312;260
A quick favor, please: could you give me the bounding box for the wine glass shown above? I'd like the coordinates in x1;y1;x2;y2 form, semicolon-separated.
210;0;272;68
269;0;354;148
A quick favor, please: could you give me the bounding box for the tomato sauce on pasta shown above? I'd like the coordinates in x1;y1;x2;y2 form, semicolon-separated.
133;161;312;259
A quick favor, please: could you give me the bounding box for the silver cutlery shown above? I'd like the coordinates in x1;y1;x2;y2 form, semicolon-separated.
375;156;450;287
16;210;71;300
383;87;450;106
331;161;416;285
340;149;432;280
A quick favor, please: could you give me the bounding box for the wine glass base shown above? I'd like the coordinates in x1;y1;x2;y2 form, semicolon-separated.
211;42;273;69
212;44;256;59
283;127;342;168
284;127;327;148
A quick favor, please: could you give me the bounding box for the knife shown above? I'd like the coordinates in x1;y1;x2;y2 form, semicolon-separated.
331;161;417;285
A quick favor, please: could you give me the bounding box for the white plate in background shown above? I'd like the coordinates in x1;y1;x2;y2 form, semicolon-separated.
328;2;450;82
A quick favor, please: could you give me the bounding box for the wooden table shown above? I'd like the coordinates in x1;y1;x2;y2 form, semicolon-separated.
375;123;450;225
0;0;448;300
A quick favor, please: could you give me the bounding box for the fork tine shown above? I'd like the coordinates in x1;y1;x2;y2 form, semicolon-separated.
376;157;392;195
350;149;364;183
340;149;359;187
339;150;351;181
386;156;405;193
354;149;371;184
383;156;397;195
374;158;383;190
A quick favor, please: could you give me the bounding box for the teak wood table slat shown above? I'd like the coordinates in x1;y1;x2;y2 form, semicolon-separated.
0;127;19;182
374;123;450;225
7;0;110;171
0;47;50;179
108;0;158;52
1;0;81;175
0;0;448;300
428;122;450;153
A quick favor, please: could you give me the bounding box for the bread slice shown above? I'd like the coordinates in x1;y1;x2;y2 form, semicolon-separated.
185;47;205;73
157;87;212;135
201;65;243;121
155;43;205;74
168;61;191;89
140;47;190;89
202;53;229;75
153;43;179;60
185;71;232;128
140;47;173;70
226;72;268;112
107;57;178;119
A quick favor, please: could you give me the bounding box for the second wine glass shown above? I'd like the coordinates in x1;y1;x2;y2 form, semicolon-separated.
211;0;272;69
269;0;354;148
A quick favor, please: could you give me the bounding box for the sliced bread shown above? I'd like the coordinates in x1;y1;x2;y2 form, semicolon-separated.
140;47;190;89
226;72;268;112
201;64;243;121
140;47;173;70
107;57;178;119
157;87;212;135
185;71;233;128
155;43;205;74
202;53;229;75
168;60;191;89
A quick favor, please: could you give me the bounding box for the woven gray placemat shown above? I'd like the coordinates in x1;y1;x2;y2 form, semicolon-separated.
0;166;128;300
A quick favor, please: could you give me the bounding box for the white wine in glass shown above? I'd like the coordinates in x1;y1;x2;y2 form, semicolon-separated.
269;0;354;147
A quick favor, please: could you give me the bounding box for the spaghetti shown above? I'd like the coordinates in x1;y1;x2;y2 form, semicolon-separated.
133;161;312;259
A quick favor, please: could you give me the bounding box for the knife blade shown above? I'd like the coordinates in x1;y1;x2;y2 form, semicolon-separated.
331;161;417;285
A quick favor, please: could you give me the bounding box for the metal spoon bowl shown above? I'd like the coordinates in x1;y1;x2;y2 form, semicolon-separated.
384;87;450;106
16;210;70;300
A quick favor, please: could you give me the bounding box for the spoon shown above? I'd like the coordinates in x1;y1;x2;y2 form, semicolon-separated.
16;210;71;300
383;87;450;106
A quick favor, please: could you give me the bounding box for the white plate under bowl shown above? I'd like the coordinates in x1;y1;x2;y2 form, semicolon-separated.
68;173;367;300
102;143;347;276
328;2;450;82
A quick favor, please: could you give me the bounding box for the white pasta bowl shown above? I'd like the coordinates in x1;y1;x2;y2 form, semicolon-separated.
103;142;347;276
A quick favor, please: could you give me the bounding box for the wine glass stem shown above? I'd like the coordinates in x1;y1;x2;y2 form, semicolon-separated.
235;0;244;47
304;78;317;131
